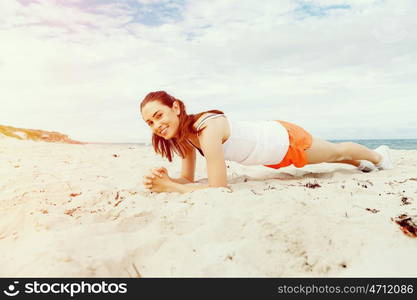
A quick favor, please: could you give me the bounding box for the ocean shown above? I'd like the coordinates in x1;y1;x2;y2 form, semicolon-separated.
103;139;417;150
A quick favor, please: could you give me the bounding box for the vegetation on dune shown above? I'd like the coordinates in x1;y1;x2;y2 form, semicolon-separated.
0;125;83;144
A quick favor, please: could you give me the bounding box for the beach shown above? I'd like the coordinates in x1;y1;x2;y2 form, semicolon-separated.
1;136;416;277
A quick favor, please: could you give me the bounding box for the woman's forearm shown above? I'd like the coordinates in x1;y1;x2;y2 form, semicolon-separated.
169;182;210;194
167;180;229;194
170;177;194;184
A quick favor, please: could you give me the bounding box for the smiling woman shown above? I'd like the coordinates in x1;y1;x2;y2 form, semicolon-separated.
140;91;393;194
140;91;224;163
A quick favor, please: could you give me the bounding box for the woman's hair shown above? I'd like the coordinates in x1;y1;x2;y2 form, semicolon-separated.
140;91;224;162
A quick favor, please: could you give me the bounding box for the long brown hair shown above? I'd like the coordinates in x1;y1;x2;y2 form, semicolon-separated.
140;91;224;162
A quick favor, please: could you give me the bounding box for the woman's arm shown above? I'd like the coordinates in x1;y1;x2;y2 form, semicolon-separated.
167;156;228;194
144;146;196;192
153;147;196;184
168;181;211;193
145;168;215;194
179;145;196;183
170;177;194;184
145;119;228;193
198;119;228;188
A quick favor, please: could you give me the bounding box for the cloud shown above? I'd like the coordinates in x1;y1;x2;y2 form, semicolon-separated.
1;0;416;142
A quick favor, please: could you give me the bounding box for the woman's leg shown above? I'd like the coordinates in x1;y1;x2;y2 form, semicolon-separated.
329;160;360;167
304;137;382;165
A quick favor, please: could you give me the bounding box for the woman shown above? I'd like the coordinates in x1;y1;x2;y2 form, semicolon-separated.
140;91;393;194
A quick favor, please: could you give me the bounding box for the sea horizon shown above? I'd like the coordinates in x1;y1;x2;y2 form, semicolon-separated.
88;138;417;150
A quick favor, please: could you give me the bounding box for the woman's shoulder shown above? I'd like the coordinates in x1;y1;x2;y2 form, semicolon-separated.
194;113;230;145
192;112;226;131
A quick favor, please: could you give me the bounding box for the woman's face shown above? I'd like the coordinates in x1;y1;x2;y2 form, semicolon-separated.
141;100;180;139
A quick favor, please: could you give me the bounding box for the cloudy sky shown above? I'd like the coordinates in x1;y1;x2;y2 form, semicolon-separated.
1;0;416;143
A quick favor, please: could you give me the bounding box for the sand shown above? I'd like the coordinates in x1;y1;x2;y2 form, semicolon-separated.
0;136;416;277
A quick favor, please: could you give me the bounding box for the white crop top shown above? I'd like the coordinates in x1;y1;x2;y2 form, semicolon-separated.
190;113;289;166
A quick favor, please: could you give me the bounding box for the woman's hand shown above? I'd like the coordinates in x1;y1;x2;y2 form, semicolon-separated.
142;167;174;193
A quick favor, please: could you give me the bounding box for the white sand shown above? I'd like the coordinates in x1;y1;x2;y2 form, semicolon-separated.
0;137;416;277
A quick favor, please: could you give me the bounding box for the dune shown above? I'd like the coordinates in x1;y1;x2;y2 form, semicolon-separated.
0;124;83;144
0;137;416;277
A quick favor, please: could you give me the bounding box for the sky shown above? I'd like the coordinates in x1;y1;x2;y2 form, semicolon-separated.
1;0;416;143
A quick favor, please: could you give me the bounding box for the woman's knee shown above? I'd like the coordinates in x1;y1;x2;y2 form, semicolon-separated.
334;142;355;161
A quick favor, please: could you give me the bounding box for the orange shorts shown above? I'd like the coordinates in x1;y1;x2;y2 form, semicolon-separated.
264;120;313;169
